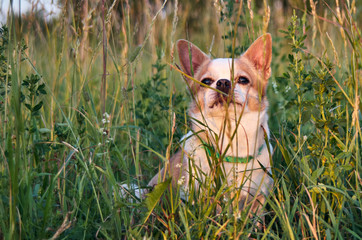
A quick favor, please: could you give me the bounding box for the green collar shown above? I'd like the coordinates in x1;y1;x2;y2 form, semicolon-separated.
204;144;264;164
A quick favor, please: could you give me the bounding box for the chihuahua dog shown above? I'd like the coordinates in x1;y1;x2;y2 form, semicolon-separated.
148;34;274;215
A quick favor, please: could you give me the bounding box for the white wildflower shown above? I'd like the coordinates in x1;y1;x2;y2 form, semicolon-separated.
100;127;108;135
175;163;182;168
103;112;110;119
101;112;111;124
177;176;186;186
102;111;111;124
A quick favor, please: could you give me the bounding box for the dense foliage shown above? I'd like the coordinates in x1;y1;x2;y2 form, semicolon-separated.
0;0;361;239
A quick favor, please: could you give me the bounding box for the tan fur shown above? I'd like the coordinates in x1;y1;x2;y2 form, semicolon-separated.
148;34;274;217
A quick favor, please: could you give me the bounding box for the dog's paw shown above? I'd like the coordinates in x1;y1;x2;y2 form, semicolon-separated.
117;183;147;202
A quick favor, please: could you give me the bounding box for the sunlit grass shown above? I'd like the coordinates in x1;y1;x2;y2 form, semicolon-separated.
0;0;361;239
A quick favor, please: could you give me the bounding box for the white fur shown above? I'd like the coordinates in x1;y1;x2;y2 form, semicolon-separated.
148;42;274;208
180;58;273;199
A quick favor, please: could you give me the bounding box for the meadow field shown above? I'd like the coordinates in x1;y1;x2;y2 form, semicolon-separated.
0;0;361;239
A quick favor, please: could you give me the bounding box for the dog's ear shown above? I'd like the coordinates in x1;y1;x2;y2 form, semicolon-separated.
177;40;209;77
243;34;272;79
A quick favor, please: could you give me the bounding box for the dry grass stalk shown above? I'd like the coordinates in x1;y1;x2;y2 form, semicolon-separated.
335;0;348;61
170;0;179;63
326;32;341;68
50;212;74;240
247;0;255;38
262;1;270;35
309;0;317;50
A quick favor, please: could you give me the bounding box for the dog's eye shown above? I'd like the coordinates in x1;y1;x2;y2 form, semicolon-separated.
201;78;213;86
238;76;250;85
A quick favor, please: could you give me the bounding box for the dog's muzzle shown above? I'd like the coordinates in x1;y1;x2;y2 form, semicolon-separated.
216;79;231;94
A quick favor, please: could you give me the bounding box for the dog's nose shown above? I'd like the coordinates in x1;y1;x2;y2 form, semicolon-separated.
216;79;231;94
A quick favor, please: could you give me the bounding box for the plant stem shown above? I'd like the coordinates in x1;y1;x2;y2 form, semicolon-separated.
101;0;107;117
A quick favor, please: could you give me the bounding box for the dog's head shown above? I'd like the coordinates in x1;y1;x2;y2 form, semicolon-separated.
177;34;272;119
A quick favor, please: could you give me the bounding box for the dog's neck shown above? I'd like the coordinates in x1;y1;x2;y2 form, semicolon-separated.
190;109;269;158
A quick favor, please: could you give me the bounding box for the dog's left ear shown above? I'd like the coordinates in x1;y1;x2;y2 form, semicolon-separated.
243;34;272;79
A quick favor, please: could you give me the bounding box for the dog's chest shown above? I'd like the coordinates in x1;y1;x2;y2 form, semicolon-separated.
181;115;273;196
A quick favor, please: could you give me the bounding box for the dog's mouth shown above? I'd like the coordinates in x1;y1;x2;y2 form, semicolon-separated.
209;94;243;109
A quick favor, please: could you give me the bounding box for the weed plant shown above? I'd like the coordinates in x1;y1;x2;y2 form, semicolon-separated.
0;0;361;239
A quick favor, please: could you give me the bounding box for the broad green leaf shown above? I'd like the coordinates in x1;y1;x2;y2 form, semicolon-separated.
32;101;43;112
143;178;172;224
38;128;51;133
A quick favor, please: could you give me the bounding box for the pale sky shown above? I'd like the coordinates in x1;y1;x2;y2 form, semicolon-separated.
0;0;61;23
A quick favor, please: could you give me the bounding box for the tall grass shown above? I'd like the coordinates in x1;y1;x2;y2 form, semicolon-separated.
0;0;361;239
